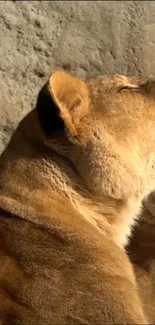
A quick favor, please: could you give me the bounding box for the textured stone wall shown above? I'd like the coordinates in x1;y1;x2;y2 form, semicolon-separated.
0;1;155;153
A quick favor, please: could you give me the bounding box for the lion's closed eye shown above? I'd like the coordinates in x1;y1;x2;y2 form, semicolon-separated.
118;85;140;92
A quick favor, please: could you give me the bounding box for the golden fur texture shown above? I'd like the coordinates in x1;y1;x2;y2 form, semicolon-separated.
0;70;155;323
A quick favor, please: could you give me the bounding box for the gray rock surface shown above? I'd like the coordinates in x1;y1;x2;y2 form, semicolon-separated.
0;1;155;153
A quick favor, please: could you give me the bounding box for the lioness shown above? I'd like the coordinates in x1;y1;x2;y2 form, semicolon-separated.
0;70;155;324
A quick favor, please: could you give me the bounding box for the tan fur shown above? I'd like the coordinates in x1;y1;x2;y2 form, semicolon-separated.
1;71;155;323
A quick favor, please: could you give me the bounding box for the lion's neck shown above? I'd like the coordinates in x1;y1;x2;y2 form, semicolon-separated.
0;115;142;249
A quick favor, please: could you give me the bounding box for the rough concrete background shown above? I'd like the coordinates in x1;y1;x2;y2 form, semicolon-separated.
1;1;155;153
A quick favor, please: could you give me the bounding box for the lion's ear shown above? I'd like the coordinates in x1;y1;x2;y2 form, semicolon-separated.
49;70;89;136
36;70;89;137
